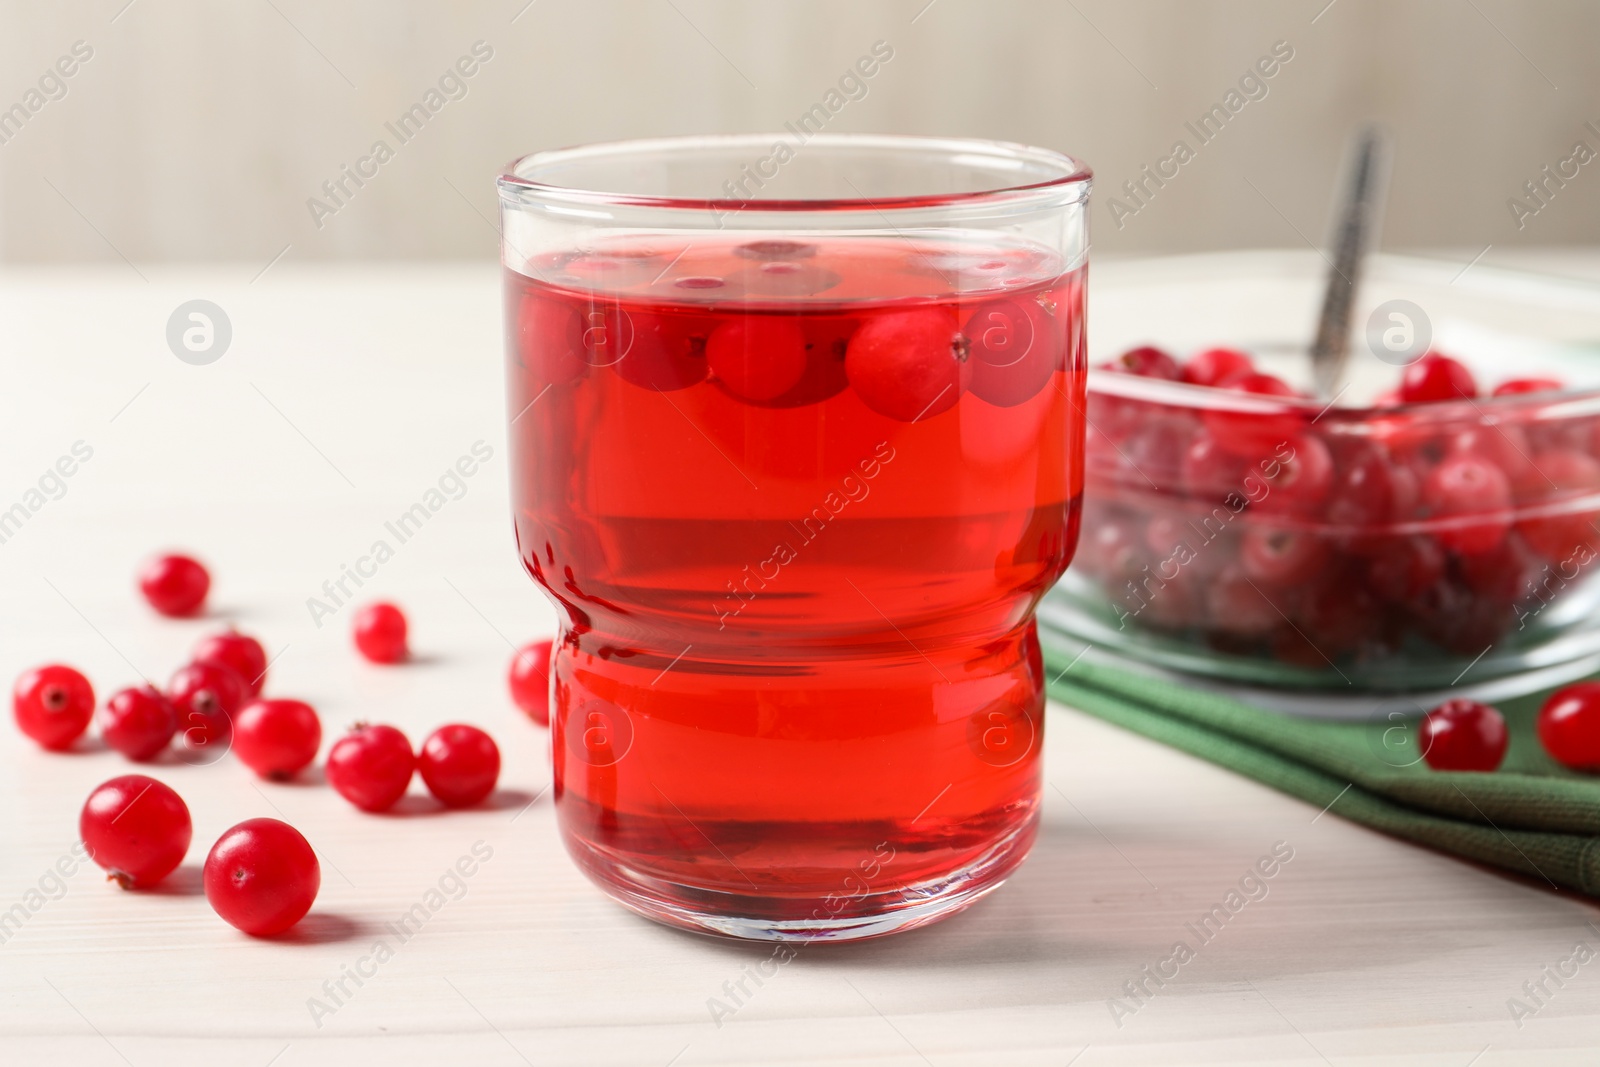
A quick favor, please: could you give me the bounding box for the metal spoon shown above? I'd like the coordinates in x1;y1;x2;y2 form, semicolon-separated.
1309;126;1391;400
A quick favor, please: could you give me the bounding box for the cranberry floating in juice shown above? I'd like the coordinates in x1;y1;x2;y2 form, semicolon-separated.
499;135;1090;940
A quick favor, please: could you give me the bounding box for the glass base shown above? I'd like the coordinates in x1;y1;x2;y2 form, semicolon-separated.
563;815;1037;943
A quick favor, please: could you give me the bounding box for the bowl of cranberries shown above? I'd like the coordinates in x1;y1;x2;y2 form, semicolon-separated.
1052;338;1600;692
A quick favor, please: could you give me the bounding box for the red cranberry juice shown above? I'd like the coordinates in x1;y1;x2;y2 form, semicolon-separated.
506;235;1084;922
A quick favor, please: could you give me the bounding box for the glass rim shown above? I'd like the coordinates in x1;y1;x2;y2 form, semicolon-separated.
497;133;1092;213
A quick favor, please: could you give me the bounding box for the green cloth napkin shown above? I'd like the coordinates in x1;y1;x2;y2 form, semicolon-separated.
1043;650;1600;897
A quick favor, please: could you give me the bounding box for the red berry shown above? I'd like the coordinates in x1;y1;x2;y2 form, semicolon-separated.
1516;449;1600;560
1240;525;1329;586
1227;371;1297;399
1204;567;1280;636
1536;418;1595;456
99;686;179;762
1089;388;1146;444
508;640;553;725
755;318;852;407
1254;434;1334;517
418;724;501;808
516;293;586;385
1450;425;1539;497
1399;352;1477;403
203;818;320;936
80;775;192;888
706;318;808;402
611;310;711;392
734;238;819;260
353;602;408;664
1180;431;1249;503
729;256;842;297
1107;345;1181;380
12;664;94;751
1324;443;1418;530
1143;513;1192;559
1492;377;1563;397
1182;347;1254;387
326;724;414;812
1411;578;1512;655
567;298;633;368
846;308;971;422
963;298;1058;407
1538;682;1600;771
138;553;210;617
1203;373;1306;459
1139;564;1205;630
1298;585;1373;659
1364;535;1446;603
1456;532;1541;606
1419;699;1507;771
1081;516;1147;584
233;699;322;780
168;661;246;753
1422;453;1512;554
1117;417;1193;492
193;629;268;697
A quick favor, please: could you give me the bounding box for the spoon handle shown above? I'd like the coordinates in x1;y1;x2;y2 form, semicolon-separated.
1310;126;1391;400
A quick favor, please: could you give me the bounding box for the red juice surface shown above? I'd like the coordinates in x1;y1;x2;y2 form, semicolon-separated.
505;234;1085;929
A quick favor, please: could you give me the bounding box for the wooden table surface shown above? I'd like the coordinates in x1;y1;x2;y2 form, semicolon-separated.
1;257;1598;1066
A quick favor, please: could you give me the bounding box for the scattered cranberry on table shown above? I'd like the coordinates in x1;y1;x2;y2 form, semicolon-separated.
80;775;192;888
14;552;523;944
233;699;323;780
168;660;247;752
203;818;320;936
99;686;179;762
418;724;501;808
194;629;269;697
12;664;95;751
1537;682;1600;772
326;723;415;812
1419;699;1508;771
508;639;553;726
138;553;211;617
353;602;408;664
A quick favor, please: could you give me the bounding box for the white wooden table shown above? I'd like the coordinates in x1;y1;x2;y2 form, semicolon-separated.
1;258;1598;1066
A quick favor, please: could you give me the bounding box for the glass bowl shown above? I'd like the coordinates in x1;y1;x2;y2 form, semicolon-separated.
1042;250;1600;699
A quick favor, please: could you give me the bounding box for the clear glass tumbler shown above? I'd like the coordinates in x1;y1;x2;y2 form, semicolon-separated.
498;134;1090;940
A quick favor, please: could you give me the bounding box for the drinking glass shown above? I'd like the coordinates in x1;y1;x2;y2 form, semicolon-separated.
498;134;1090;940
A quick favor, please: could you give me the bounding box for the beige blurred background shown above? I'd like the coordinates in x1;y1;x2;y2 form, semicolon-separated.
0;0;1596;267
